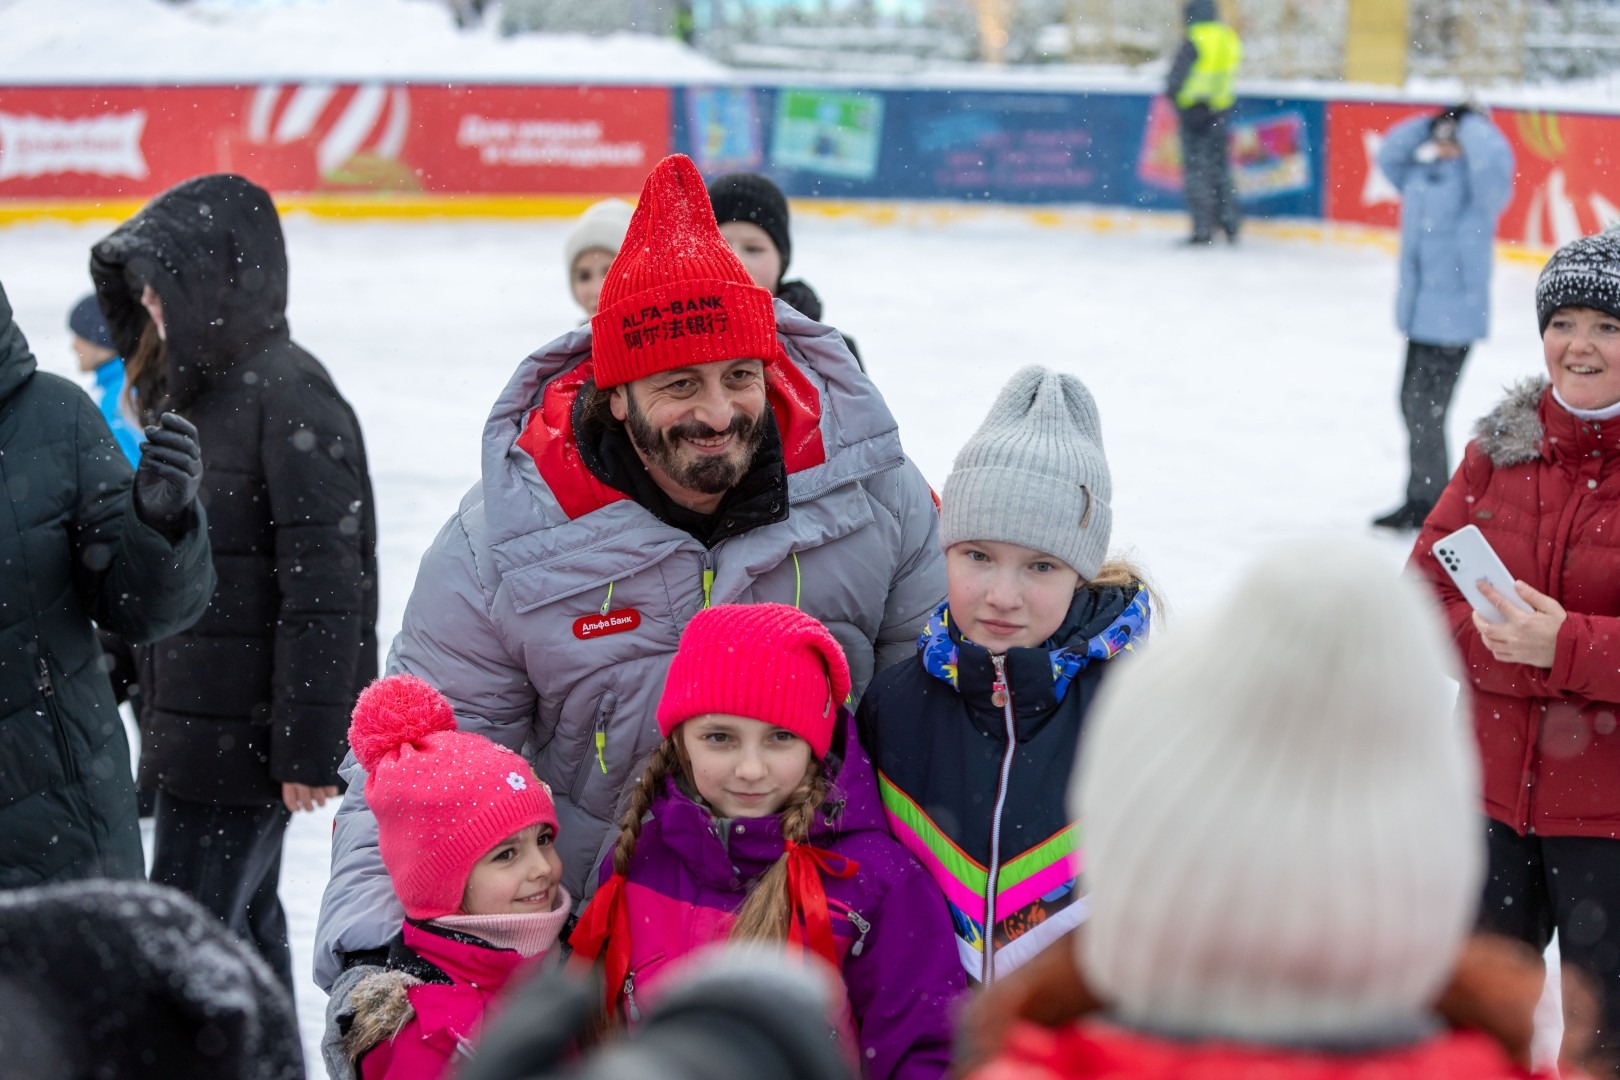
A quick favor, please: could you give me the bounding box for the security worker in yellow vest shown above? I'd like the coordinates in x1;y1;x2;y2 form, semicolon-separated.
1165;0;1242;245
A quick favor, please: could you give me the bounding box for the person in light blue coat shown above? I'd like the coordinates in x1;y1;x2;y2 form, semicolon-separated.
69;294;143;467
1372;106;1515;531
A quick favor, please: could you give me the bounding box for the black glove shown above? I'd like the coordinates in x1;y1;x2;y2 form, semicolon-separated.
133;411;202;535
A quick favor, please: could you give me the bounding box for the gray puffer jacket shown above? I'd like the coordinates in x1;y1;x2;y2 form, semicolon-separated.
315;302;943;988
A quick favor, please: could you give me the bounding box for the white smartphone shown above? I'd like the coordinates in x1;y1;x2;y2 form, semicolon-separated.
1432;524;1533;623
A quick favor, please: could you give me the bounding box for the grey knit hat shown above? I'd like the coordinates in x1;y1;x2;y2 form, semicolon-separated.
1536;228;1620;333
939;365;1111;579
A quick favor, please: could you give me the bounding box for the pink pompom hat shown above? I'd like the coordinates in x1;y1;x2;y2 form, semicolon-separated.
349;674;559;920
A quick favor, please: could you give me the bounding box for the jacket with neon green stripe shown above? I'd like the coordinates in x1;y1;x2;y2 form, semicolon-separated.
1166;0;1241;115
854;582;1147;985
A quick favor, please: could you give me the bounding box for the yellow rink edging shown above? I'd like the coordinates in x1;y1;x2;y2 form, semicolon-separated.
0;192;1551;264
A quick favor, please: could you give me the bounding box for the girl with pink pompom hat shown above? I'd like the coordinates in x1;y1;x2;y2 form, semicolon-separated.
335;674;566;1080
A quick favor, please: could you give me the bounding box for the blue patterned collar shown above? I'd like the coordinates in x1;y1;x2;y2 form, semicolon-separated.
918;587;1149;701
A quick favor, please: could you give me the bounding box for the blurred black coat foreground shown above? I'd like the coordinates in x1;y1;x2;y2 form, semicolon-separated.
90;174;379;805
0;283;213;886
0;878;304;1080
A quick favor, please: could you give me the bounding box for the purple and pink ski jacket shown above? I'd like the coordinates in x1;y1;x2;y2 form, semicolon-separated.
600;713;965;1080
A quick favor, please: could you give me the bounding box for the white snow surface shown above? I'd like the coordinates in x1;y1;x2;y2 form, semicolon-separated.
0;0;727;84
1;208;1547;1068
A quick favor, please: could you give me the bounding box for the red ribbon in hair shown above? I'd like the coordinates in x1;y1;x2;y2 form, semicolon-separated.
568;872;632;1018
784;841;859;967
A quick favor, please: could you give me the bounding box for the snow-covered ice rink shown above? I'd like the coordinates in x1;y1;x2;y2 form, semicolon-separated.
0;207;1549;1065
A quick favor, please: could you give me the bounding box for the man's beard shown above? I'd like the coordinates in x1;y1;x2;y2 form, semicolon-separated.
622;388;767;496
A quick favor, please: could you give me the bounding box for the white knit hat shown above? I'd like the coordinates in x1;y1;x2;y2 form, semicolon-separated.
564;197;634;278
939;365;1112;580
1073;537;1482;1044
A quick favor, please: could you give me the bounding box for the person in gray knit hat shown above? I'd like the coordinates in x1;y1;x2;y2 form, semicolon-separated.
856;364;1152;986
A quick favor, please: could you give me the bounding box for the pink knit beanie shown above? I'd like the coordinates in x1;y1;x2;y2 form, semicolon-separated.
655;604;852;759
349;674;559;920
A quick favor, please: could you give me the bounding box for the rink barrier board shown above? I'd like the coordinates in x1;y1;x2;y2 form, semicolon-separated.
0;189;1549;268
0;81;1603;255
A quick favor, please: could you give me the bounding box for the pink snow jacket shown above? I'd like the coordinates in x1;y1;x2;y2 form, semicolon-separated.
348;922;539;1080
593;714;964;1080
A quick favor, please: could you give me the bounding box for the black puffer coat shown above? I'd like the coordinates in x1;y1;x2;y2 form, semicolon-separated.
0;283;213;885
91;174;378;805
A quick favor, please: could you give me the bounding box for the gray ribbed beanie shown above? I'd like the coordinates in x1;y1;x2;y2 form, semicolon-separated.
939;365;1112;579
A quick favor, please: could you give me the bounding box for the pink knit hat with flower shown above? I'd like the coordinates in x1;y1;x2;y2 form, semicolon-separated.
349;674;559;920
655;604;852;759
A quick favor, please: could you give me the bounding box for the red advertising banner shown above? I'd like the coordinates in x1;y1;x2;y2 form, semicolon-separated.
1326;100;1620;248
0;84;670;200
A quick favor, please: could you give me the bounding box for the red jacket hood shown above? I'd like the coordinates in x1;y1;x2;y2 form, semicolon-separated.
973;1021;1536;1080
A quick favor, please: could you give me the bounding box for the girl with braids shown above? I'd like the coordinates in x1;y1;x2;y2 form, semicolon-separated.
570;603;963;1080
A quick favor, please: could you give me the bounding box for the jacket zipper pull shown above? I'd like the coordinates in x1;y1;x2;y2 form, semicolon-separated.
990;654;1008;709
592;693;615;775
846;908;872;956
624;972;640;1022
37;656;54;698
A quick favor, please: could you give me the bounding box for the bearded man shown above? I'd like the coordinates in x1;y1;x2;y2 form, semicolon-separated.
313;154;944;990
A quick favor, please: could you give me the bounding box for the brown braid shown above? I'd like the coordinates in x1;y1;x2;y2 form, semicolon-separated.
728;761;830;945
611;737;683;877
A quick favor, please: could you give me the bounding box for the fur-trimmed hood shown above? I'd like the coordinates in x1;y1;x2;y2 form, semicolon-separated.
342;968;422;1065
1474;378;1550;468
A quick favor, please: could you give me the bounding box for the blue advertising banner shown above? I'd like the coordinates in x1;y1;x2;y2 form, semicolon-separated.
674;85;1324;218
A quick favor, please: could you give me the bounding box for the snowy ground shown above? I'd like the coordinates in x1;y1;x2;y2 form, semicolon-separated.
0;207;1548;1069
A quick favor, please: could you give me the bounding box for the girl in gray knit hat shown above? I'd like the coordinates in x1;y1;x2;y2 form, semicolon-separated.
856;364;1152;988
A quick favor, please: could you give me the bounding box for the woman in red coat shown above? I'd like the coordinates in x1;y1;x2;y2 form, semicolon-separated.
1410;229;1620;1064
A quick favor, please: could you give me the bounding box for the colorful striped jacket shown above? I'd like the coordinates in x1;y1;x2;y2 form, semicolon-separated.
855;584;1147;985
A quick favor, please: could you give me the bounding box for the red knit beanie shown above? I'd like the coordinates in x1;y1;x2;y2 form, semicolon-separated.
655;604;852;759
349;674;559;920
590;154;783;389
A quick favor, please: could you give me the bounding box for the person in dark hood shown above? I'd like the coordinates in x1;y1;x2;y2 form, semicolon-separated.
0;878;304;1080
1165;0;1243;245
708;171;865;370
90;173;378;996
0;280;211;887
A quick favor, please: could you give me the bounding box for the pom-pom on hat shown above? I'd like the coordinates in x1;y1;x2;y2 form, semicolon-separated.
940;364;1113;580
350;674;558;920
708;172;793;278
1536;228;1620;333
590;154;784;389
656;604;852;760
1073;537;1482;1044
564;197;634;278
